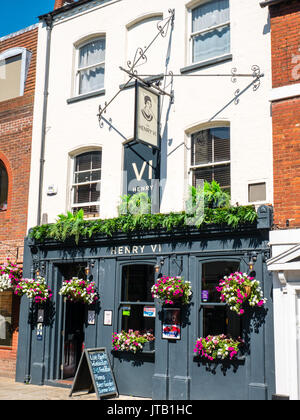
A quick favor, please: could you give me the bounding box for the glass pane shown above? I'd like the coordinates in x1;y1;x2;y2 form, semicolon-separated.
122;265;154;302
121;305;155;334
73;183;100;204
0;54;22;102
74;205;100;218
191;129;212;165
213;127;230;162
193;25;230;63
79;65;104;94
192;0;229;33
0;160;8;211
75;153;92;172
0;291;13;347
75;170;101;184
202;306;241;338
201;261;240;303
79;38;106;68
213;164;230;189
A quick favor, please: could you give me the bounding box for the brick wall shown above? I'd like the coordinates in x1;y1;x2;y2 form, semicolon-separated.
270;1;300;228
0;26;38;378
270;0;300;88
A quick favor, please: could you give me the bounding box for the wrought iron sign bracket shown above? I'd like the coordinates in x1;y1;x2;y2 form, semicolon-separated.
97;9;175;126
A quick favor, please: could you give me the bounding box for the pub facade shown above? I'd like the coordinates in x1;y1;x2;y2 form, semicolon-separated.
16;0;275;399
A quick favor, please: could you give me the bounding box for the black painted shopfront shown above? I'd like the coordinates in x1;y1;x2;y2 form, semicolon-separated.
15;206;275;400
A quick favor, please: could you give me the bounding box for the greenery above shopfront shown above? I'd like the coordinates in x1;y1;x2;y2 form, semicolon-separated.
29;182;258;244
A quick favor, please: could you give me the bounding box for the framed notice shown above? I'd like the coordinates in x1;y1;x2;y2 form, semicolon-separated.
134;82;160;149
162;307;181;340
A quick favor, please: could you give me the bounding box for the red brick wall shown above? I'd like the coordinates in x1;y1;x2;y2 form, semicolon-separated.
0;26;38;377
272;98;300;228
270;1;300;228
270;0;300;88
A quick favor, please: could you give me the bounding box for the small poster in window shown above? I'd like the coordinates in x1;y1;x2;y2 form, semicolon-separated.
162;308;181;340
143;306;156;318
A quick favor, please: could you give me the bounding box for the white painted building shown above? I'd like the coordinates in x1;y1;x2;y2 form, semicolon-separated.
27;0;272;228
267;229;300;400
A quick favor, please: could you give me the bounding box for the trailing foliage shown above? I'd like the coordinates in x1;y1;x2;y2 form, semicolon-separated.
29;182;258;244
29;206;257;244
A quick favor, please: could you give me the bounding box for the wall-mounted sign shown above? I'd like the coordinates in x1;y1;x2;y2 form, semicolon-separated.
134;82;160;149
162;308;181;340
88;310;95;325
103;310;112;326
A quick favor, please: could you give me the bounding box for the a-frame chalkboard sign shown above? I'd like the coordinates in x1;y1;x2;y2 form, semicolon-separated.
69;347;118;400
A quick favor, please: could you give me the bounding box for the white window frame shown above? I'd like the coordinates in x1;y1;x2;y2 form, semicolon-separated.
0;47;32;99
187;123;231;190
247;180;268;205
69;147;102;219
74;36;106;96
187;0;231;65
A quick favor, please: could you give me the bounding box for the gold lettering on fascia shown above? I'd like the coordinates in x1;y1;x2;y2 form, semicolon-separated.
110;244;162;255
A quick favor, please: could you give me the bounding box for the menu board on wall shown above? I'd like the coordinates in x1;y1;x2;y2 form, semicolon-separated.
69;347;118;400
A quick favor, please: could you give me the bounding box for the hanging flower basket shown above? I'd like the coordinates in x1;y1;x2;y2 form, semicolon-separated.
112;330;155;353
59;277;99;304
151;276;192;305
194;334;243;361
14;276;52;304
0;258;23;292
216;272;267;315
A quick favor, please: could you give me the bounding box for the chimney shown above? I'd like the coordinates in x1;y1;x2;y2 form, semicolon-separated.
54;0;74;10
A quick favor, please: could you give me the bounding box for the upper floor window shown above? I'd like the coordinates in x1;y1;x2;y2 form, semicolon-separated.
71;150;102;218
76;37;106;95
191;126;230;192
0;47;32;102
0;160;8;211
191;0;230;63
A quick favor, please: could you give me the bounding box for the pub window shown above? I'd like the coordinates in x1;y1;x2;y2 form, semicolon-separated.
190;0;230;64
75;37;106;95
71;150;101;218
200;261;241;338
191;126;230;192
120;264;155;335
0;291;13;347
0;160;8;211
0;47;32;102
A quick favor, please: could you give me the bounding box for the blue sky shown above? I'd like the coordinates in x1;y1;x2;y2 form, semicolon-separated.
0;0;55;38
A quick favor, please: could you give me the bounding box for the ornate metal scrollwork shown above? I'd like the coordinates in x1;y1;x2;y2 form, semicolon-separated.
251;65;262;91
231;67;238;83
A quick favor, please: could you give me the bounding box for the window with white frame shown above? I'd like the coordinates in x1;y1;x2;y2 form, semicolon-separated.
190;0;230;63
76;37;106;95
71;150;102;218
0;47;32;102
190;126;230;192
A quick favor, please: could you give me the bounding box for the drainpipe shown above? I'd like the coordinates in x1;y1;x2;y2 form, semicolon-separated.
37;14;53;226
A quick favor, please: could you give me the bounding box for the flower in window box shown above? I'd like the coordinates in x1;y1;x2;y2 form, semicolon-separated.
216;272;267;315
112;330;155;353
194;334;243;361
59;277;99;304
14;276;52;304
0;258;23;292
151;276;192;305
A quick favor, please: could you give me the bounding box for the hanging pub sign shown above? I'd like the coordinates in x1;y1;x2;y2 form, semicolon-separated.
123;141;160;213
134;81;160;149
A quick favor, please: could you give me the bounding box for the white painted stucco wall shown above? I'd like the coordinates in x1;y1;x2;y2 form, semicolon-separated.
27;0;272;229
268;229;300;400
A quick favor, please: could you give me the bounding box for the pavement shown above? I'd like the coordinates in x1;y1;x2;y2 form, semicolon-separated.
0;376;149;400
